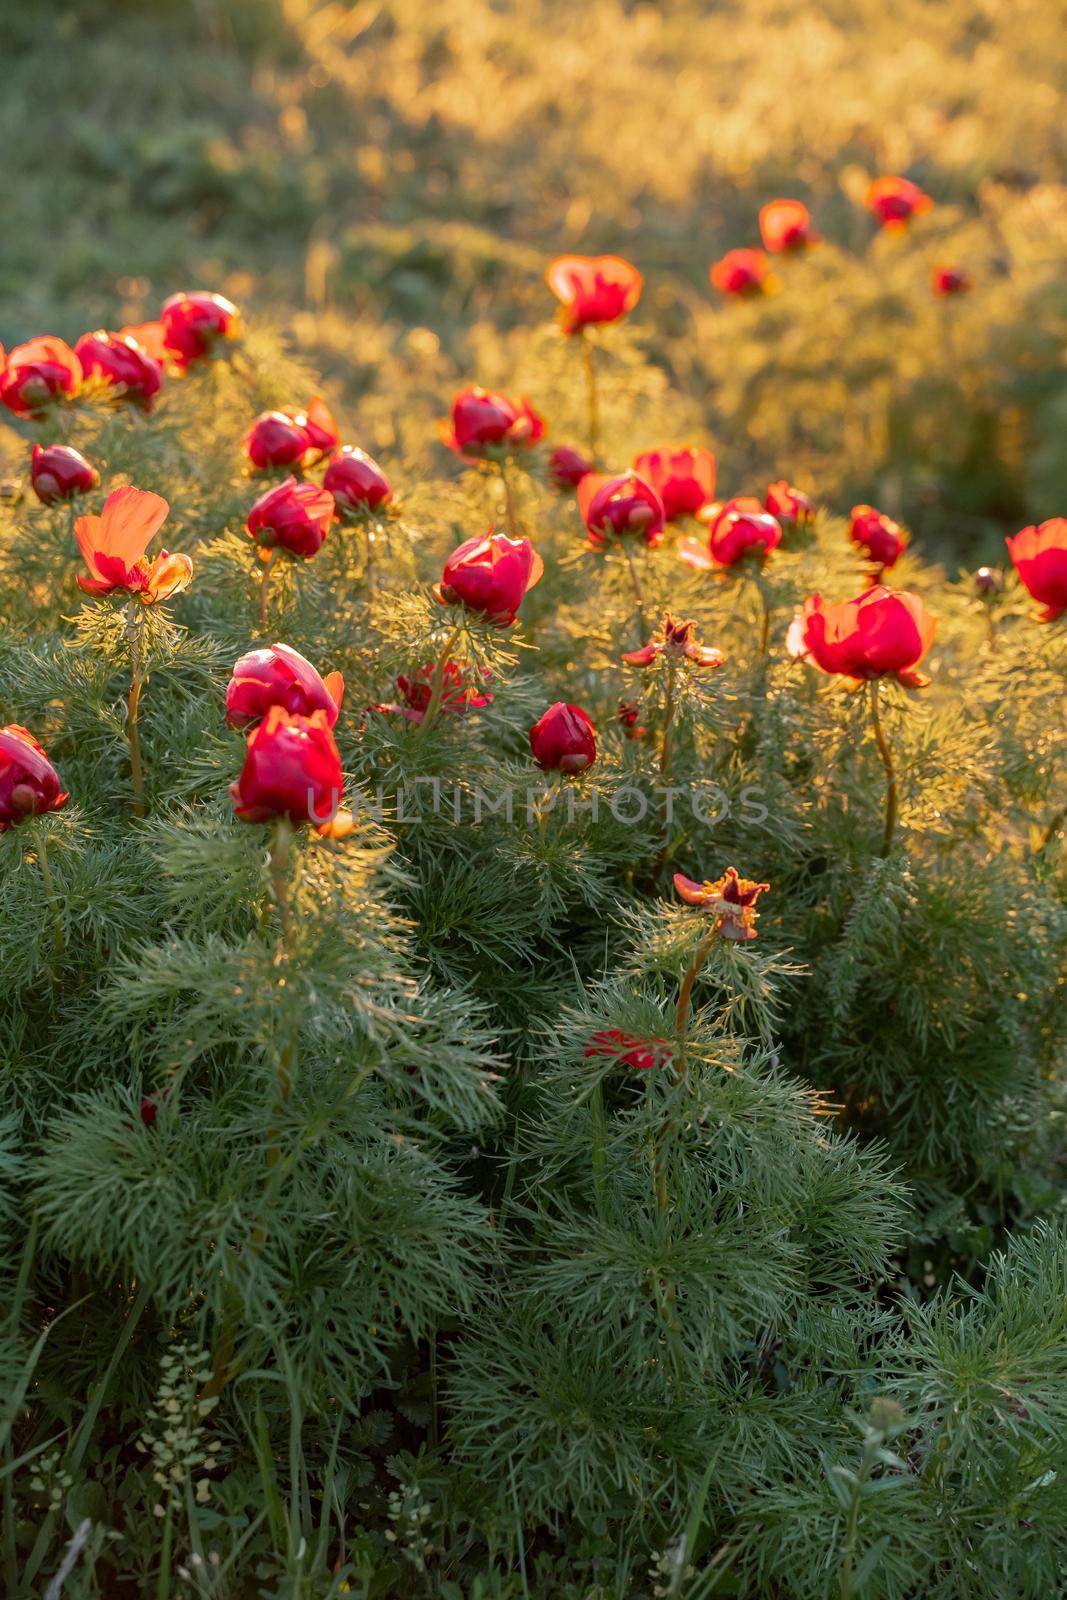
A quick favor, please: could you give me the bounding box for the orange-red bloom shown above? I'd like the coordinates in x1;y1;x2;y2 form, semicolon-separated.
673;866;769;940
246;478;335;560
226;643;344;730
158;291;241;369
932;265;972;297
31;443;98;505
545;255;643;336
623;612;725;669
578;471;665;547
759;200;820;254
434;531;544;626
631;447;716;522
788;585;936;688
530;703;597;774
0;337;82;416
678;497;782;570
230;705;354;836
74;330;163;409
850;504;908;571
765;481;814;528
710;249;771;298
583;1029;673;1071
0;725;69;831
867;176;932;230
439;387;545;461
1006;519;1067;622
324;445;392;513
75;486;193;604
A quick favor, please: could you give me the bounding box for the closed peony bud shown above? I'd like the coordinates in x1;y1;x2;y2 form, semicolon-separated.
583;1029;673;1071
230;705;354;835
293;397;338;457
31;443;99;505
0;337;82;416
788;585;936;688
242;411;316;472
765;480;814;528
226;643;344;730
673;866;769;940
710;249;771;297
75;486;193;604
434;531;544;626
529;702;597;774
74;330;163;409
931;265;972;297
632;448;716;522
1006;519;1067;622
158;291;241;368
246;478;335;560
867;176;932;230
678;497;781;570
0;725;69;831
324;446;392;513
545;255;643;336
439;387;545;461
578;471;665;547
973;565;1002;598
548;445;594;492
758;199;821;254
849;504;908;570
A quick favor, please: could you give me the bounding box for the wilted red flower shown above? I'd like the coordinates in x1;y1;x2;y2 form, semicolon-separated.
380;661;494;724
583;1029;673;1071
545;255;643;336
31;443;99;505
530;702;597;774
678;497;782;570
578;471;665;547
75;486;193;604
759;199;821;254
1006;519;1067;622
439;386;545;460
549;444;594;491
623;612;725;669
434;531;544;626
74;330;163;409
788;585;936;688
618;699;651;741
0;725;69;831
673;866;769;940
710;249;771;297
931;265;972;297
324;445;392;513
159;291;241;368
850;504;908;571
632;447;716;522
246;477;335;560
230;705;354;836
226;642;344;730
867;177;933;230
0;337;82;415
765;481;814;528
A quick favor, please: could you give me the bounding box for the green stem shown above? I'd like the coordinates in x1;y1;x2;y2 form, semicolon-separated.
258;548;277;630
127;601;146;819
659;662;677;781
156;1495;174;1600
498;456;519;538
581;332;600;464
34;835;64;970
1034;805;1066;857
674;925;718;1082
365;521;377;596
621;542;648;644
868;678;898;857
267;818;296;1159
418;624;464;736
754;573;771;659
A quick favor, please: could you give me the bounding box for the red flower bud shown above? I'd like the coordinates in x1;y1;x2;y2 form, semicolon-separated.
631;447;716;522
74;330;163;409
765;480;814;528
584;1029;673;1071
1006;519;1067;622
867;176;932;230
678;497;781;570
226;643;344;730
849;504;908;570
931;265;972;297
577;471;665;547
31;443;99;505
0;725;69;831
323;446;392;512
759;199;821;254
158;291;241;368
548;445;594;491
439;386;545;460
75;486;193;604
673;866;769;940
545;255;643;336
243;412;315;471
0;337;82;416
246;477;335;560
230;705;354;835
710;249;771;298
973;565;1002;598
529;702;597;774
434;531;544;626
787;585;936;688
294;397;339;456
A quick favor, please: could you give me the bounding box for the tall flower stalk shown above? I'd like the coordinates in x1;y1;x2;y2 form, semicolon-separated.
868;679;899;857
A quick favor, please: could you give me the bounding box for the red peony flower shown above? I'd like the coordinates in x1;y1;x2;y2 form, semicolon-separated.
549;445;594;491
1006;519;1067;622
0;725;69;831
577;471;665;548
867;176;933;230
434;531;544;627
673;866;769;940
242;411;315;472
710;249;772;298
623;612;725;669
230;705;354;835
530;702;597;774
31;443;99;505
583;1029;673;1071
381;661;494;724
631;447;716;522
246;477;335;561
324;445;392;513
75;486;193;604
759;199;821;254
74;330;163;409
158;291;241;368
765;480;814;528
545;255;643;336
787;585;936;688
226;642;344;731
439;386;545;461
850;504;909;571
678;497;782;570
931;265;972;297
0;337;82;416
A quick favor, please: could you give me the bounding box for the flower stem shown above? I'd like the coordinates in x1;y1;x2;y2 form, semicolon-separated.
581;332;600;463
34;835;64;971
674;924;718;1081
498;456;519;537
418;624;464;736
754;573;772;659
126;601;146;819
267;817;296;1170
659;661;677;780
621;542;648;644
365;521;378;596
868;677;898;857
258;548;277;630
